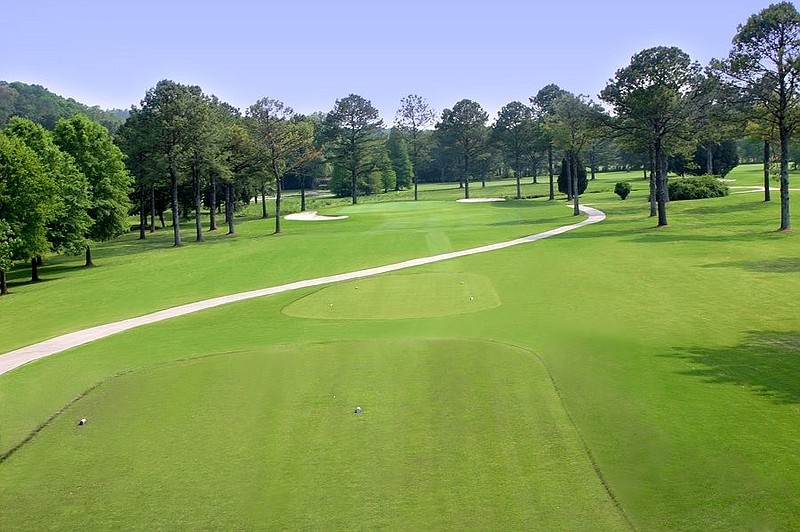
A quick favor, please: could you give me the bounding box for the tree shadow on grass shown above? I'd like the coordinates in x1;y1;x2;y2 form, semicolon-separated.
666;331;800;405
701;257;800;273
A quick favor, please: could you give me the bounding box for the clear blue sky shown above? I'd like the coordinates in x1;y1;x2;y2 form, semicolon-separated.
1;0;781;123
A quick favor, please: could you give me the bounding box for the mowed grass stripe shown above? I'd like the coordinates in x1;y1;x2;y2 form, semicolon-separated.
0;339;629;530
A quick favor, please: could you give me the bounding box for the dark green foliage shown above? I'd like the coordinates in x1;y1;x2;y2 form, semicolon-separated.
54;115;133;246
387;129;413;190
435;99;488;198
0;132;57;263
328;162;380;197
324;94;384;204
614;182;632;200
558;157;588;195
671;140;740;178
0;81;125;133
668;176;729;201
5;118;91;255
376;143;397;192
699;140;739;177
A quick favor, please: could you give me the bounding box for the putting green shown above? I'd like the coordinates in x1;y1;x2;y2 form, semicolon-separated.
0;338;627;530
283;272;501;319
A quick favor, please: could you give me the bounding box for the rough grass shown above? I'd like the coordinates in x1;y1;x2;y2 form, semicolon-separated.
1;165;800;530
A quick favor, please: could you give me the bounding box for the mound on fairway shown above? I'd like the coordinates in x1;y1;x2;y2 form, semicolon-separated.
0;339;627;530
283;272;500;319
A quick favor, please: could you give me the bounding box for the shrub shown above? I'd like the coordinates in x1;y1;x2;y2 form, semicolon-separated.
557;156;588;195
614;181;631;200
668;176;729;201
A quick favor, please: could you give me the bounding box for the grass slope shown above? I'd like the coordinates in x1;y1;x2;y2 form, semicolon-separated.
1;166;799;530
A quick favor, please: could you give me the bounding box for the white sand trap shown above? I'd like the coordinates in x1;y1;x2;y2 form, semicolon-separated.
456;197;506;203
285;211;349;221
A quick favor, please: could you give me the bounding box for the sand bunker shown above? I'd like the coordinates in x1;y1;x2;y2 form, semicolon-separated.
284;211;349;221
456;197;506;203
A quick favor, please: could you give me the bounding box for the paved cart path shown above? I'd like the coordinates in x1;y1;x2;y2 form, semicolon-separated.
0;205;605;376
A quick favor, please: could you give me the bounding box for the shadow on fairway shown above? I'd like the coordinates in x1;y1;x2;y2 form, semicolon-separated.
667;331;800;404
700;257;800;273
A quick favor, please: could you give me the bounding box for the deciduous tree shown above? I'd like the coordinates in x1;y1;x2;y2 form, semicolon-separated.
0;131;57;284
5;118;91;276
54;114;132;266
0;219;12;295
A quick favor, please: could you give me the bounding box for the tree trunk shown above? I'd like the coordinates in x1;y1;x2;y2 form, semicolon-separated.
649;146;657;217
413;171;419;200
300;174;307;212
158;210;165;229
590;151;596;180
656;144;668;227
764;140;771;202
194;171;203;242
139;185;146;240
706;143;714;175
170;169;182;247
0;270;7;295
150;186;156;232
274;174;283;234
31;257;40;282
515;156;522;199
351;168;358;205
85;245;94;267
572;153;580;216
261;186;268;218
780;127;791;230
566;153;574;200
565;152;573;202
226;183;236;235
547;144;555;200
209;174;217;231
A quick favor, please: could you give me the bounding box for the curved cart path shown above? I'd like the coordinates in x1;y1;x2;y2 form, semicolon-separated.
0;205;605;376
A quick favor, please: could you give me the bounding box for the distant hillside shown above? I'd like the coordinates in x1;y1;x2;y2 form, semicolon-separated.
0;81;127;133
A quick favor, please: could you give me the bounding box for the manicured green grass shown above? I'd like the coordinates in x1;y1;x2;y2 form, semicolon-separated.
1;164;800;530
0;192;571;353
0;340;627;530
284;272;500;319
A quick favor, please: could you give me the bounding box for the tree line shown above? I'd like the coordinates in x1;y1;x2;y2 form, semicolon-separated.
1;2;799;294
0;115;132;293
